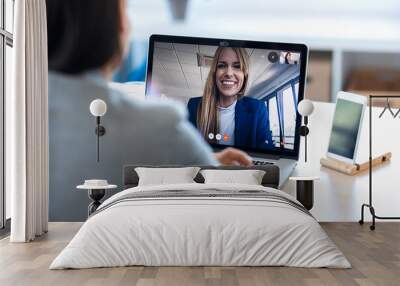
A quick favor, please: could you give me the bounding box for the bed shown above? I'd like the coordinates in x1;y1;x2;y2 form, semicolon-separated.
50;165;350;269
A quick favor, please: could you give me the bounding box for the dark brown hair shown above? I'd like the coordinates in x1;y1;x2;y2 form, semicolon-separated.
46;0;122;74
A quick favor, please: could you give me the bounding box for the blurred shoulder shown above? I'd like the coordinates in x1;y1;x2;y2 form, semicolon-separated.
131;98;188;127
49;71;110;98
49;71;188;128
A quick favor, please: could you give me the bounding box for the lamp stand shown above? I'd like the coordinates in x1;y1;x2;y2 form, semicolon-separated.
299;116;309;163
95;116;106;162
305;134;307;162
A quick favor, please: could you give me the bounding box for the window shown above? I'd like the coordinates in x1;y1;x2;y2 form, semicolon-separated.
5;0;13;33
263;77;299;150
268;96;280;147
281;85;297;148
1;0;14;230
294;82;299;101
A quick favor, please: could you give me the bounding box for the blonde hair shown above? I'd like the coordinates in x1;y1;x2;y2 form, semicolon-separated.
197;47;249;139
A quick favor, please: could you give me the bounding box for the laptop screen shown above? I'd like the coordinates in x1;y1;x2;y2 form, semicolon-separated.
146;35;308;159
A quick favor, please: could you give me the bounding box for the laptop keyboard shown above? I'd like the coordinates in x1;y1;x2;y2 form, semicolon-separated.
252;160;274;166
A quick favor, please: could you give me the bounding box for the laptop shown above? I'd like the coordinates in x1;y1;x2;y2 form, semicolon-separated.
145;35;308;188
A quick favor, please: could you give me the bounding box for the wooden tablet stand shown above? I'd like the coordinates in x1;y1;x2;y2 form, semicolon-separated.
320;152;391;175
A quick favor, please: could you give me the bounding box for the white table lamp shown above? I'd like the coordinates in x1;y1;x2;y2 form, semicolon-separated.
89;99;107;162
298;99;314;163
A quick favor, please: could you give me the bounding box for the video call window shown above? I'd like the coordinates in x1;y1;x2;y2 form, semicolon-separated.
149;42;301;151
280;51;300;65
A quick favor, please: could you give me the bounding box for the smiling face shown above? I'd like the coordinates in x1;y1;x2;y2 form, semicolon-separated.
215;48;245;98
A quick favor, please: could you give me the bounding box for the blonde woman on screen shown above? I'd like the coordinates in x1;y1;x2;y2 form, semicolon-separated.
188;47;273;149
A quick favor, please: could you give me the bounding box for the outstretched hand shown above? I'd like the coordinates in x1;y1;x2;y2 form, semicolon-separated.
214;147;252;166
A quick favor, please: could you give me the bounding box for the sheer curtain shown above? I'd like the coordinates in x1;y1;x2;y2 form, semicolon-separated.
8;0;49;242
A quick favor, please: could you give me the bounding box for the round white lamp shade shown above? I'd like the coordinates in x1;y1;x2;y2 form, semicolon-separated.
298;99;314;116
90;99;107;117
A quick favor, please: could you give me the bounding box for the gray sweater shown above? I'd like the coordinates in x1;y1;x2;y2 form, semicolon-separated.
49;71;216;221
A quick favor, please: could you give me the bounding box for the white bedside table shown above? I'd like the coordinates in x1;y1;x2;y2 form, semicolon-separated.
77;180;117;216
289;176;319;210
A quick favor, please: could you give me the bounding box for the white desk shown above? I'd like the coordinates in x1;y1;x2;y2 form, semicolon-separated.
110;83;399;222
283;101;400;222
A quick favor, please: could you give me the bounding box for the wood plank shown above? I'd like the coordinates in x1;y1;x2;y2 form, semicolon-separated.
0;222;399;286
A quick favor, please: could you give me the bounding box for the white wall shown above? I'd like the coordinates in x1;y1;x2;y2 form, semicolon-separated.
128;0;400;46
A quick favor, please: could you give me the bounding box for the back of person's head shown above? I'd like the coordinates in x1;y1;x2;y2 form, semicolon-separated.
46;0;127;74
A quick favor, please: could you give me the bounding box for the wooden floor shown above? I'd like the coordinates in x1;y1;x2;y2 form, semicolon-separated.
0;222;399;286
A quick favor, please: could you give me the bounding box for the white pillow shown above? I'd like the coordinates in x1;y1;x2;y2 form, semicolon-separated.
200;169;266;185
135;167;200;186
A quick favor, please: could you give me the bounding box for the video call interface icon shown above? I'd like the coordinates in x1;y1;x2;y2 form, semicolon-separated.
208;133;230;142
268;52;279;63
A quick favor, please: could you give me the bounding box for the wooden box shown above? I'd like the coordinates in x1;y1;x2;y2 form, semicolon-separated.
346;68;400;107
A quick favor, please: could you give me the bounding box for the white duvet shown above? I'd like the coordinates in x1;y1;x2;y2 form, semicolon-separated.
50;183;350;269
